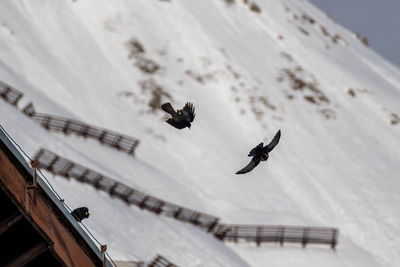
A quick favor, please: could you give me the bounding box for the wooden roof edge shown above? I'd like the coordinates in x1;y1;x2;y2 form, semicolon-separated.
0;126;114;267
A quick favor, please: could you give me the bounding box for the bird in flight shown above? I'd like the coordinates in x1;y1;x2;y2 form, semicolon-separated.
161;102;195;129
236;130;281;174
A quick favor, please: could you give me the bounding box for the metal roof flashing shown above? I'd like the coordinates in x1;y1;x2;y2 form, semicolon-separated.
0;126;113;267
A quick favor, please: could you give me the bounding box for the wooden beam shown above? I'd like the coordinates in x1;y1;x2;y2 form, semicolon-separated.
5;242;47;267
0;212;23;235
0;150;100;266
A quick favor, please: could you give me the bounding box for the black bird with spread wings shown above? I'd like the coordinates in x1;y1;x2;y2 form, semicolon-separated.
161;102;195;129
236;130;281;174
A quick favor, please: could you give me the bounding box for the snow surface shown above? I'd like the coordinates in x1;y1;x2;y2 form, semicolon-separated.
1;0;399;266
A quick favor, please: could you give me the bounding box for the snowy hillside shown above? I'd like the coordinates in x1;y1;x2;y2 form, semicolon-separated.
1;0;400;266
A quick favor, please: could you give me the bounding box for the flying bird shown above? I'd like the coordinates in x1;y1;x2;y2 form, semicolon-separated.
161;102;195;129
236;130;281;174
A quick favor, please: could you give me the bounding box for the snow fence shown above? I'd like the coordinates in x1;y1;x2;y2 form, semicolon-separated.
34;148;219;233
0;80;23;106
34;148;338;249
0;80;140;156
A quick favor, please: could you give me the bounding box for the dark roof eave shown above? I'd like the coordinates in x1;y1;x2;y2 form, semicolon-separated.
0;127;112;267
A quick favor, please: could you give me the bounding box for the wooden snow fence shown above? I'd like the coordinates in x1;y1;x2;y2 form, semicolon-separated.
114;255;177;267
0;80;24;106
25;111;140;156
0;79;139;156
213;224;338;249
33;148;220;233
114;260;145;267
33;148;338;250
148;255;178;267
114;261;146;267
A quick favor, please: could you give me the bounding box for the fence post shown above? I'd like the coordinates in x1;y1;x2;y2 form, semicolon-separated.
331;229;337;251
93;176;104;189
1;87;11;101
62;120;71;134
78;169;90;183
138;196;150;210
148;255;161;267
280;227;285;247
123;189;135;204
60;162;74;179
155;201;165;215
302;228;309;248
214;225;230;241
80;124;89;138
112;135;122;149
47;156;59;172
190;213;201;225
207;218;219;233
108;182;119;196
234;226;238;243
22;102;35;117
256;226;262;247
13;93;23;106
43;116;52;130
128;141;140;156
99;130;107;143
173;207;182;218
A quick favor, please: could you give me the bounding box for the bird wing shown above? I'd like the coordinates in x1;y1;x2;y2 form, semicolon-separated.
166;118;187;129
161;102;176;116
183;102;195;122
248;142;263;156
265;130;281;152
235;157;261;174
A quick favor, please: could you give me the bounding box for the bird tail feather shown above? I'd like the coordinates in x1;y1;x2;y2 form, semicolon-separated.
161;102;176;115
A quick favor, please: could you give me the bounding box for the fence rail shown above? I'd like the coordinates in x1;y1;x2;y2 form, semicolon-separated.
24;108;140;156
115;254;177;267
114;260;145;267
33;148;338;249
0;81;24;106
213;224;338;249
0;79;140;156
33;149;219;232
148;255;178;267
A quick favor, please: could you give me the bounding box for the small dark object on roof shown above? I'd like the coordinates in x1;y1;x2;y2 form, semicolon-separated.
71;207;90;222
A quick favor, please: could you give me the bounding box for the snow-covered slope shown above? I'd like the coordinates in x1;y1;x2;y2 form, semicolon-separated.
1;0;399;266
